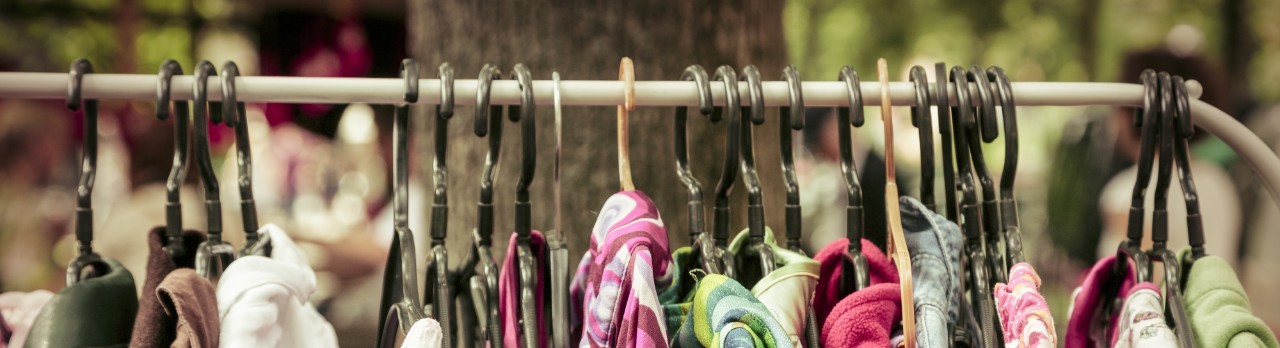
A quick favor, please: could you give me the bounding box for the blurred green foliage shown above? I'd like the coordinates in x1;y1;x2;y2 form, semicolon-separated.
0;0;192;73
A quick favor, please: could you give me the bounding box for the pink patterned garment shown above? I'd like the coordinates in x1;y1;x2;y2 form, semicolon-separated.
570;191;674;348
498;230;549;348
994;262;1057;348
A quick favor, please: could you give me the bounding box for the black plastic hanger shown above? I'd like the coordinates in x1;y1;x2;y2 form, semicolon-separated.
674;64;723;275
220;62;271;258
779;65;821;348
836;66;870;294
736;65;775;278
985;67;1023;264
65;58;111;286
935;63;959;222
909;66;936;211
1170;77;1206;265
192;60;235;282
710;65;740;279
422;62;454;348
1146;72;1194;348
950;65;999;348
508;63;540;348
376;58;426;347
964;66;1007;283
452;63;504;348
780;65;806;252
156;60;191;259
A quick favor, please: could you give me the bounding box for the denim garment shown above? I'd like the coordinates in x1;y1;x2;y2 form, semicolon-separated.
901;197;964;348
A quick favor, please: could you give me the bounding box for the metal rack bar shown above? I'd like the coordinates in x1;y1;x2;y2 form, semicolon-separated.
0;72;1277;205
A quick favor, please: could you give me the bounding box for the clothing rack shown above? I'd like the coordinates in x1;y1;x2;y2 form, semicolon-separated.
1;72;1277;207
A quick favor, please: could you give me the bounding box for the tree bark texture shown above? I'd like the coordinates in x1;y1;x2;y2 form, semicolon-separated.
407;0;790;263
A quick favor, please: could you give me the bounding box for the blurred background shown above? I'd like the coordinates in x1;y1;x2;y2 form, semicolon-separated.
1;0;1278;344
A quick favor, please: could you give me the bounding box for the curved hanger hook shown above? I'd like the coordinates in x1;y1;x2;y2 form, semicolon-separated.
66;58;109;286
510;63;536;239
221;62;263;249
739;65;774;275
1170;77;1205;260
967;65;1006;281
1124;69;1161;252
675;65;714;236
618;57;637;191
432;63;454;242
837;66;869;293
157;60;191;257
192;60;235;281
986;66;1024;263
935;63;959;221
377;58;427;345
908;66;935;210
474;64;503;244
711;65;741;248
1151;72;1175;251
780;65;805;251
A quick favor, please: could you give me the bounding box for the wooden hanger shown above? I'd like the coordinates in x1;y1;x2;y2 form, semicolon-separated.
878;58;916;348
618;57;637;191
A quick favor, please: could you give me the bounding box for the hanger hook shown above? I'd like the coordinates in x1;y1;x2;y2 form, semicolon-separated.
618;57;637;191
221;62;262;251
836;65;866;250
475;64;503;245
157;60;191;258
675;64;713;235
1151;72;1176;251
511;63;536;239
780;65;805;251
711;65;741;248
66;58;109;286
986;66;1024;263
192;60;235;281
431;63;454;243
909;66;935;211
1169;77;1205;259
739;65;774;275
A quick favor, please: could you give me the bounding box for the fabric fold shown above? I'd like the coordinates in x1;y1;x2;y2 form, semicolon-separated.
0;290;53;348
498;230;548;348
1113;282;1177;348
157;269;219;348
216;224;338;348
994;262;1057;348
900;196;964;348
570;191;672;348
23;258;138;348
812;237;898;327
1180;249;1279;348
131;227;207;348
1065;255;1134;348
727;228;819;347
400;318;443;348
820;282;901;348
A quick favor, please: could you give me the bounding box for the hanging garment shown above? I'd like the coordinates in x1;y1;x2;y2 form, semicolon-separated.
23;258;138;348
820;282;901;348
132;228;208;347
216;224;338;348
900;196;965;348
400;318;443;348
1180;249;1279;348
665;273;794;348
727;228;819;347
1065;255;1135;348
0;290;52;348
155;269;219;348
1112;283;1177;348
571;191;673;348
498;230;548;348
994;263;1057;348
812;238;898;326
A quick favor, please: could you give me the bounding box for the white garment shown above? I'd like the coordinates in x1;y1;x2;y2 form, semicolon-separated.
400;318;443;348
1113;285;1178;348
1097;159;1241;268
217;224;338;348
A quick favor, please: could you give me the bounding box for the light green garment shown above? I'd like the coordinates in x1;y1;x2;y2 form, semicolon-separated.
729;228;820;347
1181;248;1279;348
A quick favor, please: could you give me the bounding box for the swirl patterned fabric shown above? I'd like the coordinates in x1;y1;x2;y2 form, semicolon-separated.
994;262;1057;348
668;274;796;348
570;191;674;348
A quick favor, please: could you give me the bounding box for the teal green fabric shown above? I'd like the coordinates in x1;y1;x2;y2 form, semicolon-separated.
1180;248;1279;348
661;247;796;347
24;258;138;348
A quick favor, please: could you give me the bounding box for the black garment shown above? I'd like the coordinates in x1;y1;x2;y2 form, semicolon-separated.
860;151;910;252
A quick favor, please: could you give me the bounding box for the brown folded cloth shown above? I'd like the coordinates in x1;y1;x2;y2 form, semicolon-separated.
131;227;208;348
158;269;219;348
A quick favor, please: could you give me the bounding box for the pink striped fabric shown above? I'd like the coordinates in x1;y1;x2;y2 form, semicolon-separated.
571;191;674;348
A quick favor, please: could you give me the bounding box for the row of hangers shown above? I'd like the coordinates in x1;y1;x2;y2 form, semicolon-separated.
63;58;271;290
55;55;1205;348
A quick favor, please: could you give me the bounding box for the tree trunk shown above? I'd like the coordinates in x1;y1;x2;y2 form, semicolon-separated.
408;0;790;264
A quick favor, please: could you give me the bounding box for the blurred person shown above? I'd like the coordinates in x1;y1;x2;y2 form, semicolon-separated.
0;100;76;291
1095;48;1242;268
798;107;906;254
